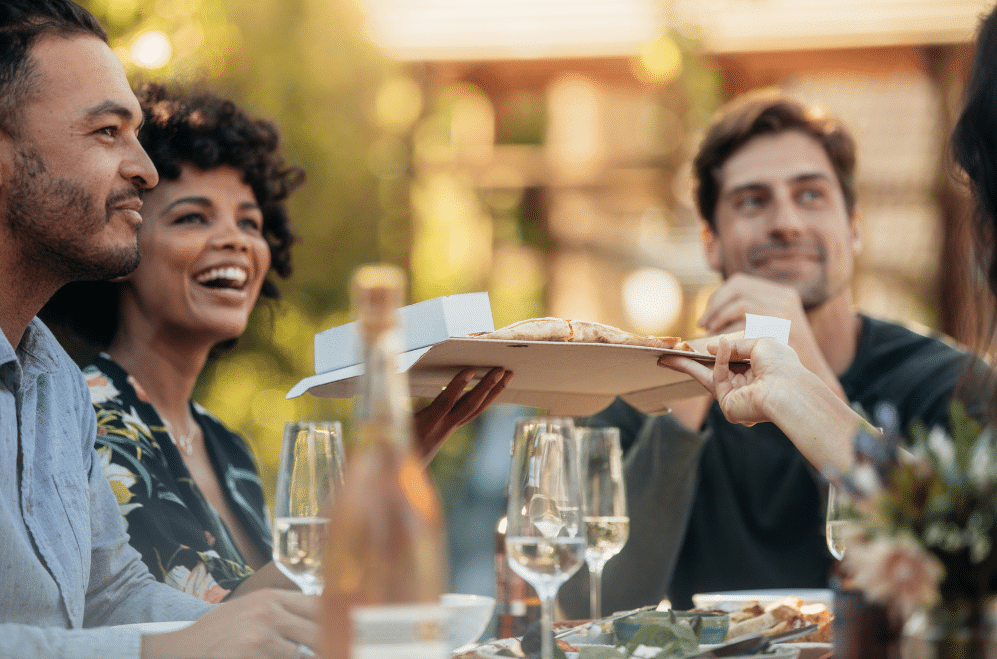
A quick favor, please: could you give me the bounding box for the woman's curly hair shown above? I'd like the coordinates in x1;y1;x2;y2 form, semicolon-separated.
42;84;304;351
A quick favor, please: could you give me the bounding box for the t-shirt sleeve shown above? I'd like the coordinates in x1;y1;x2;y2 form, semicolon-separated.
846;319;983;438
578;397;653;454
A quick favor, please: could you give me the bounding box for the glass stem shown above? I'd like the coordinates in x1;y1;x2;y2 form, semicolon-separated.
589;563;604;618
541;592;555;659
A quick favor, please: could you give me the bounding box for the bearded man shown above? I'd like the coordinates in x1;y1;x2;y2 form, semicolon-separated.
0;2;320;658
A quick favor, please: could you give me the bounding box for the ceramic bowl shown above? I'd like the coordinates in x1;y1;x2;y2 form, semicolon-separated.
442;593;496;651
612;609;730;644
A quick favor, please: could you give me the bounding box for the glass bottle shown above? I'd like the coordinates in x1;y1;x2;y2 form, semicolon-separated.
494;514;542;638
321;265;449;659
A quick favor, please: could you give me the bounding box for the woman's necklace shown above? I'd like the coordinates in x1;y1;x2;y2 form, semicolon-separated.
163;417;196;457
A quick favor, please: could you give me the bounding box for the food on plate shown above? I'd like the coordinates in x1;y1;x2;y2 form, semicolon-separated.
717;596;832;643
614;609;729;645
471;318;682;349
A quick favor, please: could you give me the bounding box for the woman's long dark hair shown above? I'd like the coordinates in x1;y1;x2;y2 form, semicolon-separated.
952;5;997;417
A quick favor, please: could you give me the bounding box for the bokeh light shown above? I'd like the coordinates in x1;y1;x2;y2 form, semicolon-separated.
130;30;172;69
375;76;424;133
638;34;682;83
623;267;684;334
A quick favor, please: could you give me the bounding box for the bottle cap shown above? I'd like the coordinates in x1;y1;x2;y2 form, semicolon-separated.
352;264;405;330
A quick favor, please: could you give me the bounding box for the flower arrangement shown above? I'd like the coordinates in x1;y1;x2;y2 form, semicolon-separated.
834;401;997;627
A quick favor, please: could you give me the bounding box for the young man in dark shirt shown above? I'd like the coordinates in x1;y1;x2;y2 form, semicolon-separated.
560;92;972;616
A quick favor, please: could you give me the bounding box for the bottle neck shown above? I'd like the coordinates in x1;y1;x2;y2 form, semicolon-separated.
355;323;413;450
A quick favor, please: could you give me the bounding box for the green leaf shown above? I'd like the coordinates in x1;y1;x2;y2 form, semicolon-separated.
578;647;624;659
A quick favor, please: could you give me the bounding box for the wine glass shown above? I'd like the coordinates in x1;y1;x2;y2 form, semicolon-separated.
825;484;847;560
578;427;629;618
506;417;585;659
273;420;345;594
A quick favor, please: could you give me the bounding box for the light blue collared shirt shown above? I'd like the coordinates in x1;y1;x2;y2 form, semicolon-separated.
0;319;213;659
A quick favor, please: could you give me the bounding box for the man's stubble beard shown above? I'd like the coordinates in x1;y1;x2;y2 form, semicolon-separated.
5;146;140;283
724;239;838;312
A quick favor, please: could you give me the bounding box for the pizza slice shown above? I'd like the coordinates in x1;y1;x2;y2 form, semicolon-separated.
470;317;682;349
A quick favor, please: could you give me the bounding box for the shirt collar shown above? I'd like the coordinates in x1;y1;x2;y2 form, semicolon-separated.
0;318;63;376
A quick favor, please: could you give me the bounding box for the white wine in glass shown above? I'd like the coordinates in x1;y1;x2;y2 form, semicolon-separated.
273;420;345;595
506;417;585;659
578;427;629;618
825;484;847;560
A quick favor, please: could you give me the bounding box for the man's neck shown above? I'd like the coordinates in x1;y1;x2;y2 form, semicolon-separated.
0;245;64;351
806;291;862;377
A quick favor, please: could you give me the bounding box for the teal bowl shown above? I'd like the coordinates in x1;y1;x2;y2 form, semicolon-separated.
612;610;730;645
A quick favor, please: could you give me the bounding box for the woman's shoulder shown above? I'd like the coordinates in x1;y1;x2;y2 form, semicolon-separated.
83;354;141;408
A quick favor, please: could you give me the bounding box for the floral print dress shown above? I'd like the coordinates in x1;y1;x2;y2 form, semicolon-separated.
85;354;272;603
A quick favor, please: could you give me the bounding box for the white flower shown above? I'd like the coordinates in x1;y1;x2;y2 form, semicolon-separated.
928;426;956;470
164;563;230;603
86;373;119;404
968;427;997;491
97;446;141;521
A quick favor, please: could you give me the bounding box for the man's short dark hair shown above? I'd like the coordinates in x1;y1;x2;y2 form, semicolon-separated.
41;84;304;357
693;91;858;229
0;0;107;138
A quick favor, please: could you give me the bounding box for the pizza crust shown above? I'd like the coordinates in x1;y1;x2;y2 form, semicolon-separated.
470;317;682;349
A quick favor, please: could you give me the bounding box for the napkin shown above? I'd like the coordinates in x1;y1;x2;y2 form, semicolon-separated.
743;314;790;345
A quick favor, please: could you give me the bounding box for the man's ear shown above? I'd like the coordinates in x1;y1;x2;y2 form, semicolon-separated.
849;211;862;255
702;222;723;271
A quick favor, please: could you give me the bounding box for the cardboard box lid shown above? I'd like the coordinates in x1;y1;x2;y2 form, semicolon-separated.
288;336;716;417
313;292;493;375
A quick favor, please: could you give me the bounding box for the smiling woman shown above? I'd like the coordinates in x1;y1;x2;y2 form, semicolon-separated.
40;83;512;602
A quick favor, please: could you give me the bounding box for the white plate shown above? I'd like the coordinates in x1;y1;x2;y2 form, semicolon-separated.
692;588;832;609
702;643;800;658
108;621;195;634
702;642;831;659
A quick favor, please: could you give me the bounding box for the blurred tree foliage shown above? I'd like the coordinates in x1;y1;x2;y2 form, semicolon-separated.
75;1;718;548
79;0;420;502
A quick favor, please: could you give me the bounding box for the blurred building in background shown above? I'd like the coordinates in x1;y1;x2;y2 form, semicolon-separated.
363;0;991;344
357;0;995;598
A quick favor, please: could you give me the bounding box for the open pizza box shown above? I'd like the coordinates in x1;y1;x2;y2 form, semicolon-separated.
287;292;719;416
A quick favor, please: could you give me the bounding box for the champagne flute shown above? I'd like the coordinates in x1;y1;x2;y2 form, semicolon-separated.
273;420;345;594
825;484;847;560
578;427;629;618
506;417;585;659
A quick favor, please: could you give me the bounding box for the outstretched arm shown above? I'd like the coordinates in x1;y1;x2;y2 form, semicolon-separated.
660;336;861;473
415;367;513;463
